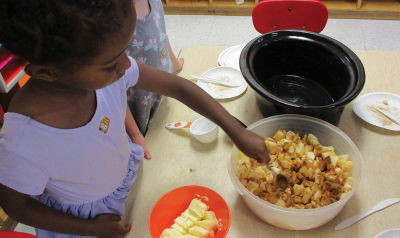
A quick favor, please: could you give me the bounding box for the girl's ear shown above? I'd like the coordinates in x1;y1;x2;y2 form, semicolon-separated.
24;63;58;83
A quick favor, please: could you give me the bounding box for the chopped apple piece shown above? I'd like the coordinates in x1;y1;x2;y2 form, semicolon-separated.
266;141;279;155
342;161;353;172
275;198;286;207
273;130;285;141
237;165;248;178
302;187;312;204
293;184;305;196
247;180;260;193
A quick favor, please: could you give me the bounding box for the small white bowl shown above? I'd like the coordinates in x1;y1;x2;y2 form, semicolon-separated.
190;117;219;143
375;229;400;238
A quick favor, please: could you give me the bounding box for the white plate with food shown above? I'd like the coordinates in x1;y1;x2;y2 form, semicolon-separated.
222;44;246;71
197;66;248;100
353;92;400;131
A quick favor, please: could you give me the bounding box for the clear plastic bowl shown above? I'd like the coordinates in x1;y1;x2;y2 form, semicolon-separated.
227;114;363;230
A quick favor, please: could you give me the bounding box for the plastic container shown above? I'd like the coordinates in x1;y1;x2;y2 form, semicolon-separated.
149;185;231;238
227;114;363;230
190;117;219;143
239;30;365;126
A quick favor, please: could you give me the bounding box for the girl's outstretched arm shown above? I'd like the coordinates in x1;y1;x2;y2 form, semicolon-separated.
0;184;130;238
134;60;270;164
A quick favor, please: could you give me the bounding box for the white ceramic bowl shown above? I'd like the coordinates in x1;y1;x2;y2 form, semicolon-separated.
375;229;400;238
227;115;363;230
190;117;219;143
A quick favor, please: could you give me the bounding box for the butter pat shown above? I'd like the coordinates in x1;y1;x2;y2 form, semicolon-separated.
196;220;213;231
188;199;209;218
182;218;195;232
189;226;209;238
175;216;188;226
174;215;191;231
203;211;218;230
177;235;199;238
171;223;186;235
160;228;184;238
182;209;201;222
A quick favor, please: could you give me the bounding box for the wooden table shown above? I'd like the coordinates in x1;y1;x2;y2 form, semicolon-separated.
124;45;400;237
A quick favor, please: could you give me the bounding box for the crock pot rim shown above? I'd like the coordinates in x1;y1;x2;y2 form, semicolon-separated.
239;30;366;110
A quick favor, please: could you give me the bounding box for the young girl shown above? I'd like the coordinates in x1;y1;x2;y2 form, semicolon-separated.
0;1;269;237
124;0;185;160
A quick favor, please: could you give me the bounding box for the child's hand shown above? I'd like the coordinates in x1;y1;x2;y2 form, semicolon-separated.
173;58;184;74
232;128;270;165
130;133;151;160
91;214;131;238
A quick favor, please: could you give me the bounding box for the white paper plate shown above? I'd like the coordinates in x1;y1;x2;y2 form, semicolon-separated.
375;229;400;238
218;46;234;66
222;44;246;70
197;66;248;100
353;92;400;131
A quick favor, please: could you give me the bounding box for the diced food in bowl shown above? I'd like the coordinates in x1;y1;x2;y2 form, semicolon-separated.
236;130;354;209
160;198;219;238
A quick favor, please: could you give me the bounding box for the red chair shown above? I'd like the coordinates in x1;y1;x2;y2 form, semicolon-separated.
252;0;328;34
0;232;36;238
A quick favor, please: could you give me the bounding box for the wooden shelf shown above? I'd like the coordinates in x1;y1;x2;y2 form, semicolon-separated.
166;0;210;7
163;0;400;19
322;0;358;10
361;0;400;10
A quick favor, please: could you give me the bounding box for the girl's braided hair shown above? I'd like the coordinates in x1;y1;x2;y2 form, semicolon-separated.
0;0;133;67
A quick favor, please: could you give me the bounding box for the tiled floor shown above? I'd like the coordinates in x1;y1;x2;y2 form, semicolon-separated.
14;15;400;235
164;16;400;55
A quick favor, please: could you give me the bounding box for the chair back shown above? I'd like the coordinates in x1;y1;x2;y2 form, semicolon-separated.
252;0;328;34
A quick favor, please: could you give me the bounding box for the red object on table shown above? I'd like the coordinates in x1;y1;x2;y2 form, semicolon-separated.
252;0;328;34
149;185;231;238
0;232;36;238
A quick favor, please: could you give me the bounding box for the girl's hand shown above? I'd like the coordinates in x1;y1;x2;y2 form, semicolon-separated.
130;133;151;160
173;58;184;74
231;128;270;165
91;214;131;238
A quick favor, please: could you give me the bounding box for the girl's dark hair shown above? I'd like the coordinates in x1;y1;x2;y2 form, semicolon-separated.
0;0;134;67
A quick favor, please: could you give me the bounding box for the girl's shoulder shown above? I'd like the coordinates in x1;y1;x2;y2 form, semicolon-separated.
8;83;97;130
